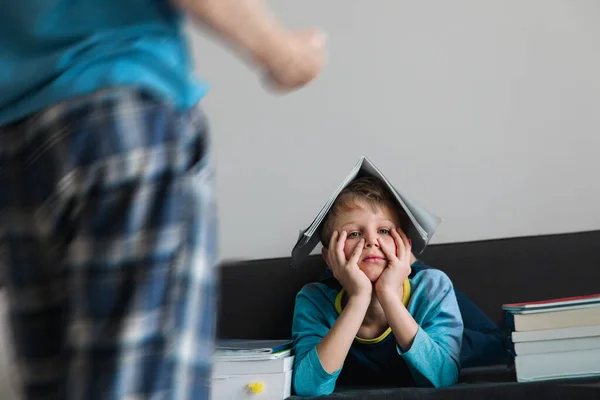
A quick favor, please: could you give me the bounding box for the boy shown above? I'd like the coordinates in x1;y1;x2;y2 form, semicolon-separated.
0;1;325;399
292;177;463;396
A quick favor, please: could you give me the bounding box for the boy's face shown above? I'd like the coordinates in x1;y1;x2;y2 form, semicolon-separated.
327;200;401;282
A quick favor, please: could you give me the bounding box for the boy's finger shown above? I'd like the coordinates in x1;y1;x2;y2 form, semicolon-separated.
330;230;338;243
327;230;338;264
327;230;336;253
391;229;405;258
335;231;347;264
378;238;395;261
349;238;365;265
396;228;411;254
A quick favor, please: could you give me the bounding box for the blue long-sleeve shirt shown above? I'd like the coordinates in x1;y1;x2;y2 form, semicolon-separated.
291;268;463;396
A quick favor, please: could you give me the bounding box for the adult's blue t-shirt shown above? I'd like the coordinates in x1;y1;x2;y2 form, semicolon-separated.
0;0;208;126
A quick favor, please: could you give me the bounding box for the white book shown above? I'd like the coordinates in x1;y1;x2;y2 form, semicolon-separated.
212;355;294;378
514;335;600;355
515;349;600;382
215;339;291;354
213;349;292;362
509;305;600;331
291;155;441;267
211;359;294;400
512;324;600;343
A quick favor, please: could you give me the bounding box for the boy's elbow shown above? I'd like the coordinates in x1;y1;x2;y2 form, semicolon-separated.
416;356;460;388
432;361;460;388
292;365;335;397
293;385;329;397
293;380;333;397
433;375;458;388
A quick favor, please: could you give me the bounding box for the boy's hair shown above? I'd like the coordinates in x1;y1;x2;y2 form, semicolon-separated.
318;176;406;248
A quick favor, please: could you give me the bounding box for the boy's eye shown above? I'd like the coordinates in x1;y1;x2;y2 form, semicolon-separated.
348;232;361;238
379;229;390;235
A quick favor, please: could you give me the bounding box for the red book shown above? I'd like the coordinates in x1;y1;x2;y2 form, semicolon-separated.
503;293;600;312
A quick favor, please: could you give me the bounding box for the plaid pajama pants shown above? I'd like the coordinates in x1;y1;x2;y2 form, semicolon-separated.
0;88;217;399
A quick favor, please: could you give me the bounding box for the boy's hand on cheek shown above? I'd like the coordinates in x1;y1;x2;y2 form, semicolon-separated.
375;228;412;301
328;231;372;300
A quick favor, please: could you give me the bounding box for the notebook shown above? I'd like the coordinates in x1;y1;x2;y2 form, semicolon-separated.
291;155;441;267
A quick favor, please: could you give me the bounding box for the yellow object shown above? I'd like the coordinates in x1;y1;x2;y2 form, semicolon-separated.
335;278;411;344
247;382;264;394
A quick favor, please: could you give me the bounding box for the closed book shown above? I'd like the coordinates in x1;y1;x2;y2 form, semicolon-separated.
512;325;600;343
212;355;294;378
291;155;441;267
507;304;600;331
503;293;600;313
515;349;600;382
514;335;600;355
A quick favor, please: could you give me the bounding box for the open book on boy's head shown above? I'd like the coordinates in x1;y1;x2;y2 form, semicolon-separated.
291;155;442;268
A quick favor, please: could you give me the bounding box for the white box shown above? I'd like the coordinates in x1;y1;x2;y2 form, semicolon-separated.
211;356;294;400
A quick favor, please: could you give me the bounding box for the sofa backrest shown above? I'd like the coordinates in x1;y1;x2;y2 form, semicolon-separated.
217;230;600;339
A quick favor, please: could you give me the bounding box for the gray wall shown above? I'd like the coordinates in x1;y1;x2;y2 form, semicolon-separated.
186;0;600;261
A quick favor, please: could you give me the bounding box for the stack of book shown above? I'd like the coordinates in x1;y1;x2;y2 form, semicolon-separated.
503;293;600;382
211;339;294;400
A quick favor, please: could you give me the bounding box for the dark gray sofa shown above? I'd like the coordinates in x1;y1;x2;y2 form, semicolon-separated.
217;230;600;399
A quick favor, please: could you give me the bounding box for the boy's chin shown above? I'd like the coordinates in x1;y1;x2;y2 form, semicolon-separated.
359;265;385;283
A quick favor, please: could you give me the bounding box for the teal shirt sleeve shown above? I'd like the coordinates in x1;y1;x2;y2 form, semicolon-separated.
399;269;464;387
291;283;340;396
